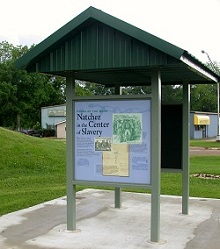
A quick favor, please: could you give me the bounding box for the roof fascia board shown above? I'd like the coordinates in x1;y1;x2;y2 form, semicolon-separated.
180;52;219;82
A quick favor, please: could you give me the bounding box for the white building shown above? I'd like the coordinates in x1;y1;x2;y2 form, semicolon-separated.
56;120;66;139
41;104;66;129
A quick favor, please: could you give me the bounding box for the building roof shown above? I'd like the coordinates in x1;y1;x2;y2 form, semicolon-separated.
41;103;66;110
56;120;66;126
15;6;220;86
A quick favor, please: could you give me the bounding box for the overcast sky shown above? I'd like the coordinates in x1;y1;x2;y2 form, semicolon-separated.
0;0;219;63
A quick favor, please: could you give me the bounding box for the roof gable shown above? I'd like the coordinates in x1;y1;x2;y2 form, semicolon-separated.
15;6;220;85
26;20;181;74
15;6;184;71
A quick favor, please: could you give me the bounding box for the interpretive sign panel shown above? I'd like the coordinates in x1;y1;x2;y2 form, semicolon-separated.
74;98;151;185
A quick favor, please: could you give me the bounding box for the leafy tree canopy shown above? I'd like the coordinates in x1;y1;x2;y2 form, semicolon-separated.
190;60;220;113
0;41;66;129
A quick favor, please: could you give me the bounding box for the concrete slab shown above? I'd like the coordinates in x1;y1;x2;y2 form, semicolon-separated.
0;189;220;249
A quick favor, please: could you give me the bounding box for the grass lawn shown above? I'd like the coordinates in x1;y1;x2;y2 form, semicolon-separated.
190;139;220;148
0;127;220;216
161;155;220;198
0;127;66;216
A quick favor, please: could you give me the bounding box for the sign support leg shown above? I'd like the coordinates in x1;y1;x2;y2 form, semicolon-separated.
66;75;76;230
114;85;122;208
115;187;121;208
150;68;161;243
182;83;190;214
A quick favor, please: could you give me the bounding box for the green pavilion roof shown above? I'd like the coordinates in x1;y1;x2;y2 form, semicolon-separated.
15;6;220;86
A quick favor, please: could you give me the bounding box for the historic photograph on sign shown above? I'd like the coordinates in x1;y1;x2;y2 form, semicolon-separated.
113;113;142;144
95;137;112;151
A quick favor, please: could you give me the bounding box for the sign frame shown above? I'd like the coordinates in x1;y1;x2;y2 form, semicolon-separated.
72;95;152;188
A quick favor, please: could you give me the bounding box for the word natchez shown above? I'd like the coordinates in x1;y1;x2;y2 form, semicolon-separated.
77;113;109;137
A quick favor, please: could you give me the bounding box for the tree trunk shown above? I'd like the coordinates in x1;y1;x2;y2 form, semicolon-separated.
16;113;21;131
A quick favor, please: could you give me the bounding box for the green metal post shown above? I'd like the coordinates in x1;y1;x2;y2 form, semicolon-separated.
182;83;190;214
114;85;122;208
115;187;121;208
150;68;161;243
66;75;76;230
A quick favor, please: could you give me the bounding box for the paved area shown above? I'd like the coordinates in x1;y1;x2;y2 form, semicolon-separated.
190;147;220;156
0;189;220;249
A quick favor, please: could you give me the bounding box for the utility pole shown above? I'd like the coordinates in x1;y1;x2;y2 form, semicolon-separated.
201;50;220;142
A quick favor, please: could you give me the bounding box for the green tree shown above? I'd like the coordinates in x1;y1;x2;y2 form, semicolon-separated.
190;60;220;113
190;84;217;112
123;86;151;95
0;41;67;129
123;85;183;104
0;41;93;129
0;40;29;62
83;81;114;95
162;85;182;103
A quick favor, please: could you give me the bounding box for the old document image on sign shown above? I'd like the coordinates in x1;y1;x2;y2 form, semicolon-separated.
102;143;129;176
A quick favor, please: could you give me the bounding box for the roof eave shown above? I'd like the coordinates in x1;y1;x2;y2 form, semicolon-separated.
180;51;220;83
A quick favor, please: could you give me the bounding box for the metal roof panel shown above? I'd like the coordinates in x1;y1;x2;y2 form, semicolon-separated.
14;6;220;85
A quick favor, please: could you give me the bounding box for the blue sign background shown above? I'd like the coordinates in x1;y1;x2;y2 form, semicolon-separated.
74;99;151;185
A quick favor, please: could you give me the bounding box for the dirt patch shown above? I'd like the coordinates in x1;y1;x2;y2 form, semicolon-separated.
191;173;220;179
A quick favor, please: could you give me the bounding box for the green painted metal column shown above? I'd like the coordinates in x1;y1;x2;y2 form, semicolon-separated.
182;83;190;214
66;74;76;230
115;187;121;208
114;85;122;208
150;68;161;243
